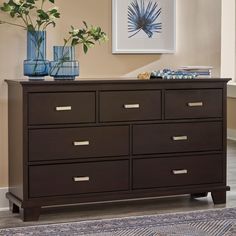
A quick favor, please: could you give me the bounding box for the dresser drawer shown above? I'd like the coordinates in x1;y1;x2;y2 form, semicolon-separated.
99;90;161;122
28;92;95;125
165;89;222;119
29;160;129;198
133;122;222;155
133;155;223;189
29;126;129;161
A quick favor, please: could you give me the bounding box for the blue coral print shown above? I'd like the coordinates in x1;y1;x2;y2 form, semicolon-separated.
128;0;162;38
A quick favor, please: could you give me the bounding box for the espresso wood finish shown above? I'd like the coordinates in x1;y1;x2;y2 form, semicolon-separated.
29;126;129;161
6;78;230;221
133;122;222;155
133;155;223;189
29;160;129;198
165;89;223;119
99;90;161;122
28;92;95;125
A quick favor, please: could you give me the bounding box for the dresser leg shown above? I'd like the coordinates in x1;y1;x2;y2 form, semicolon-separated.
9;201;20;213
191;192;208;199
211;191;226;204
20;207;41;221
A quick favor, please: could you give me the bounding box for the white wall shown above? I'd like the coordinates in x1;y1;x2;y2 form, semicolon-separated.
221;0;235;82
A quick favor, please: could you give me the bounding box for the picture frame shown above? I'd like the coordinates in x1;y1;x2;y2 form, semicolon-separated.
112;0;176;54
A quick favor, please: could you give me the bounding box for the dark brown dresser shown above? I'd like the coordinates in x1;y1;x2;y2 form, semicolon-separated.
6;78;230;221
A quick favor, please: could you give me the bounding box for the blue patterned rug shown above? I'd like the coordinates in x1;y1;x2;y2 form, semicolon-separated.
1;208;236;236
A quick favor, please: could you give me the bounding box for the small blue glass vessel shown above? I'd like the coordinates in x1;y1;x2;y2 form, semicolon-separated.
50;46;79;80
24;31;49;80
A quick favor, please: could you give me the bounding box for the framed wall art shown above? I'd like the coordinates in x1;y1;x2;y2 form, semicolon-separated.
112;0;176;54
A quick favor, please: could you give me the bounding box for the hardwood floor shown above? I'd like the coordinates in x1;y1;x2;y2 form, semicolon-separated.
1;140;236;228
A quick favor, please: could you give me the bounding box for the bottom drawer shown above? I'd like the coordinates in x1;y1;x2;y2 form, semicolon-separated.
29;160;129;198
133;155;223;189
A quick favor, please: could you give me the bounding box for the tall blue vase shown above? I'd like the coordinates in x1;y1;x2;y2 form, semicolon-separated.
24;31;49;79
49;46;79;80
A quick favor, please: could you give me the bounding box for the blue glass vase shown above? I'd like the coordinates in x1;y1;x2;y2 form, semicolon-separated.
24;31;49;80
49;46;79;80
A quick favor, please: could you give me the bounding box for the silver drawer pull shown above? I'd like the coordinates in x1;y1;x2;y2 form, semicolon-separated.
173;169;188;175
172;136;188;141
187;102;203;107
124;104;140;109
73;141;90;146
73;176;90;182
56;106;72;111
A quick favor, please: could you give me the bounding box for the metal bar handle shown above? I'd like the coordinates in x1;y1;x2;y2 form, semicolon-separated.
187;102;203;107
172;136;188;141
73;176;90;182
56;106;72;111
172;169;188;175
124;104;140;109
73;141;90;146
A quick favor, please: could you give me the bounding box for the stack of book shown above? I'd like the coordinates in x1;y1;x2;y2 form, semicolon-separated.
179;66;213;78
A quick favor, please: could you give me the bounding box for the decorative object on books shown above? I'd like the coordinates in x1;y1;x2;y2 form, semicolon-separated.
137;72;151;80
151;69;197;79
49;23;107;80
0;0;60;79
1;208;236;235
112;0;176;54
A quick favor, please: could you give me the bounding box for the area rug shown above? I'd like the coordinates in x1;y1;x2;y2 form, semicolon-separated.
1;208;236;236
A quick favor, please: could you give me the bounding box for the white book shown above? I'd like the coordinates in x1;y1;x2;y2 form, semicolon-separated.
180;66;213;70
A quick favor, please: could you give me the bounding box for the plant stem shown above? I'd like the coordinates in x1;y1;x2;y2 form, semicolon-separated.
28;14;34;27
0;20;26;29
20;14;29;28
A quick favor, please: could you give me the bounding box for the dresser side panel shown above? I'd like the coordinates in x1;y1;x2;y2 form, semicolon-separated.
7;82;24;200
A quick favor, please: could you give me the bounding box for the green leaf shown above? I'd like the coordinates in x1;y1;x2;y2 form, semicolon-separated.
49;9;57;14
83;44;88;54
83;21;88;29
1;3;12;12
71;38;78;46
53;12;60;18
37;9;49;19
87;41;95;45
49;0;55;3
10;11;15;17
27;0;35;4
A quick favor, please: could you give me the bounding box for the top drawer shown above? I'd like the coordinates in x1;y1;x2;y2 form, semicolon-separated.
165;89;222;119
28;92;95;125
99;90;161;122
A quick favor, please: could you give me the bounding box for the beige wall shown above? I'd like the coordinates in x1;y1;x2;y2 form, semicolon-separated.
0;0;221;187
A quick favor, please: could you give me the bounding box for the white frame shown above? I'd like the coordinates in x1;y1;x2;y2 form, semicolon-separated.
112;0;176;54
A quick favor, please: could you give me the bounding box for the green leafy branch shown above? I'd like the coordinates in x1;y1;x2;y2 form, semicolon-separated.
63;21;108;54
0;0;60;32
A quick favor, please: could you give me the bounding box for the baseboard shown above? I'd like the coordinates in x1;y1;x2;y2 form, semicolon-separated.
227;128;236;141
0;187;9;211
